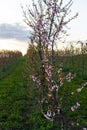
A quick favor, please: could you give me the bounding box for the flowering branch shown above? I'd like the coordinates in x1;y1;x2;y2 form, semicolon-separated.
22;0;87;129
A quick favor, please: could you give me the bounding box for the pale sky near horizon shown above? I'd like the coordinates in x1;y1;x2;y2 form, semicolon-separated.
0;0;87;54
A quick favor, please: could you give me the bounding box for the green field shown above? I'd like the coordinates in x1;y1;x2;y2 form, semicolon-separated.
0;57;29;129
0;56;87;130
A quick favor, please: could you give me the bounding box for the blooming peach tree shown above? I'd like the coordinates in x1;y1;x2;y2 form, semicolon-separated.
22;0;87;129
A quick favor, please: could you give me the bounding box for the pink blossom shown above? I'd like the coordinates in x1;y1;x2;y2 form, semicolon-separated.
76;102;80;107
73;105;78;109
83;128;87;130
66;72;72;81
47;110;52;117
48;93;52;97
52;85;59;91
31;75;36;82
71;102;80;111
71;106;75;111
77;87;83;92
49;85;59;91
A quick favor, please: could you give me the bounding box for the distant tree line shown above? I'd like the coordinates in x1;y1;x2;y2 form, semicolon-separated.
54;41;87;77
0;50;22;67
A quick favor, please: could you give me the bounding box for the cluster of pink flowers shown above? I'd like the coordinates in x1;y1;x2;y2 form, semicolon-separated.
46;106;61;118
48;85;59;92
66;72;76;82
31;75;37;82
66;72;72;82
58;72;76;87
35;18;52;46
32;0;70;47
31;75;41;86
71;102;80;112
44;64;54;81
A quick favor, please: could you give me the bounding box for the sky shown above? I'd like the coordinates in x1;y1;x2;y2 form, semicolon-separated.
0;0;87;54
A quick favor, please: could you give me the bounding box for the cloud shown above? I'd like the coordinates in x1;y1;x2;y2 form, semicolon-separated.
0;23;29;41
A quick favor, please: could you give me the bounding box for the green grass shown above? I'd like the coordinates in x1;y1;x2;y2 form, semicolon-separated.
0;56;87;130
58;78;87;128
0;58;20;80
0;57;51;130
0;57;29;129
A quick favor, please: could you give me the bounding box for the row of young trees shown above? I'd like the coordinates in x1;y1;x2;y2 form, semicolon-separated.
56;41;87;56
23;0;87;129
0;50;22;67
54;41;87;77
